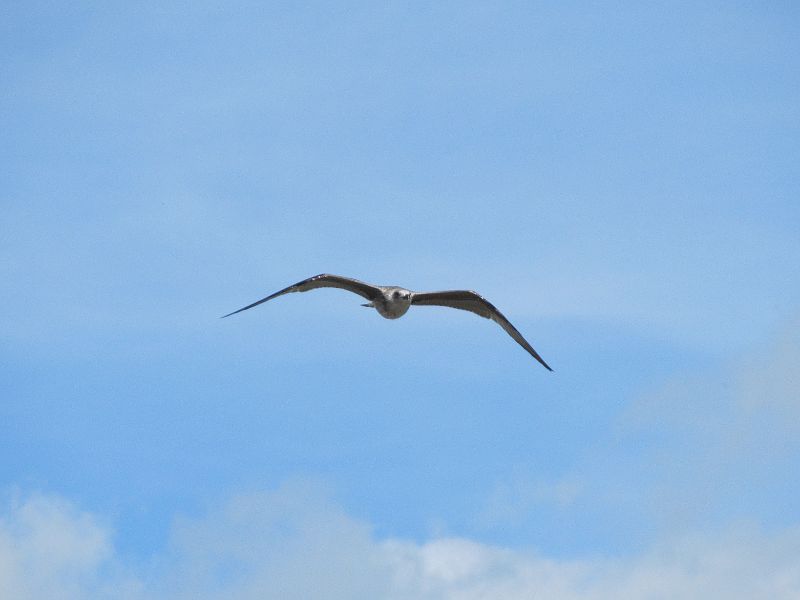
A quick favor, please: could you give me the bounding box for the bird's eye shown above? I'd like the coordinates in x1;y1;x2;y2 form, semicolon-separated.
393;291;400;298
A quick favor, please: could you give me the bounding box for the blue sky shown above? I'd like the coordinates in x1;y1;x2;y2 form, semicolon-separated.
2;2;799;597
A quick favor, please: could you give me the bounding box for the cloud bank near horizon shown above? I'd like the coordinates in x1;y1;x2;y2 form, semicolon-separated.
1;483;799;600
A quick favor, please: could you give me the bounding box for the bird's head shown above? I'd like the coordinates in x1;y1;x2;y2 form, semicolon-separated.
390;288;412;303
377;287;412;318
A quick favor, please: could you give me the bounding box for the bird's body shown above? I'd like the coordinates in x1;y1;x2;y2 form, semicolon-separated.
368;286;413;319
223;273;552;370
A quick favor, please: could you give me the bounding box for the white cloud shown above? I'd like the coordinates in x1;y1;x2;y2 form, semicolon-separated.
0;492;140;600
1;483;799;600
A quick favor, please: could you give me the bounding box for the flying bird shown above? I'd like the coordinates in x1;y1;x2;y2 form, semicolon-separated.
222;274;552;370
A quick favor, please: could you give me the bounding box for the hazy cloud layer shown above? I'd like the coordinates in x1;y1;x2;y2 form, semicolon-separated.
479;316;800;543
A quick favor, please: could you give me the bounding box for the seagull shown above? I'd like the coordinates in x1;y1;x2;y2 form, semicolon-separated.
222;273;552;371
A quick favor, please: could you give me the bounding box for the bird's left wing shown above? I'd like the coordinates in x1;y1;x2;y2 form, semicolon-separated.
411;290;553;371
222;274;381;318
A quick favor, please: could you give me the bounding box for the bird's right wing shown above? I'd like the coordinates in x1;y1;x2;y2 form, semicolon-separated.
411;289;552;371
222;274;381;318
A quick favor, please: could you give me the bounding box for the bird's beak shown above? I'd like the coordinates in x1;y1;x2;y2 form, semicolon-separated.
361;303;374;308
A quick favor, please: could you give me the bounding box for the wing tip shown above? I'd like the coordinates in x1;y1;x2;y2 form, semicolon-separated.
533;355;553;372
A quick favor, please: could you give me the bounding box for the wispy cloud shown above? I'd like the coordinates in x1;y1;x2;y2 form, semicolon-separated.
477;316;800;545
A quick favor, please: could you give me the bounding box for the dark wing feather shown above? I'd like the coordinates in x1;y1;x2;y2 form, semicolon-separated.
222;274;381;318
411;290;553;371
